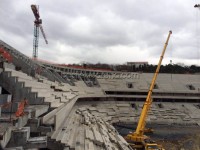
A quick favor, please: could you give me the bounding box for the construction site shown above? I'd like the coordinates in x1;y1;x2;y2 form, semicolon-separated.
1;2;200;150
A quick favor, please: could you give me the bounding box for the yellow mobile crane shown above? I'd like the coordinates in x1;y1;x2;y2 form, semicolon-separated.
125;31;172;150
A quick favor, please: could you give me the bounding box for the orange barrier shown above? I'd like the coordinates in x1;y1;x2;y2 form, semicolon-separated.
15;99;28;117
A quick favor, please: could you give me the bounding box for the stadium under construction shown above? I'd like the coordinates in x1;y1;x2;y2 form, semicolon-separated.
0;40;200;149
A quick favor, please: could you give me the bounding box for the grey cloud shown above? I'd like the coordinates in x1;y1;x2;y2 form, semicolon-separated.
0;0;200;65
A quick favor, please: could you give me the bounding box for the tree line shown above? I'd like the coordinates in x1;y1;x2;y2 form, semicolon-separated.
67;63;200;74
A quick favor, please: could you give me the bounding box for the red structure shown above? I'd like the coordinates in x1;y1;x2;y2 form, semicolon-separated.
0;47;12;63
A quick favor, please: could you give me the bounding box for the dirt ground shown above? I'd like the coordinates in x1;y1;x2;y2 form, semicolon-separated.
152;126;200;150
114;124;200;150
157;134;200;150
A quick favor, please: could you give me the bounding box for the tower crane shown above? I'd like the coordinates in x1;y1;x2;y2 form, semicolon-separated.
31;4;48;60
125;31;172;150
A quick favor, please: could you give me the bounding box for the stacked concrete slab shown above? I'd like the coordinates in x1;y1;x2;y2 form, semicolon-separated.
50;106;131;150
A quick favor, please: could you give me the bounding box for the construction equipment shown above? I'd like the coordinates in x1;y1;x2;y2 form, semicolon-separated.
31;4;48;60
125;31;172;150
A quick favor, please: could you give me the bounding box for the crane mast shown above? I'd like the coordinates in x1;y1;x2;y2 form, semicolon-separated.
31;5;48;60
125;31;172;150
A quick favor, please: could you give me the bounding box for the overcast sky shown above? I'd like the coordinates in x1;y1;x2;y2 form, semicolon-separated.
1;0;200;66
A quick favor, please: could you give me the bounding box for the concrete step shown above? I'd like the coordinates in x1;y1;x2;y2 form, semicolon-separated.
50;101;64;108
0;75;44;105
44;97;58;103
31;88;54;93
4;68;32;80
39;78;58;86
60;96;69;103
36;91;54;98
2;62;15;70
62;92;76;100
17;78;51;89
0;94;12;104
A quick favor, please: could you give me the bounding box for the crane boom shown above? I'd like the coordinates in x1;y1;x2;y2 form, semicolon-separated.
136;30;172;136
125;31;172;150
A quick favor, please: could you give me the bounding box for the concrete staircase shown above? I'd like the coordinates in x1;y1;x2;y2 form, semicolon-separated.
0;67;64;109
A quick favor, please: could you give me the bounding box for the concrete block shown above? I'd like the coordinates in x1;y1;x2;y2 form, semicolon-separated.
85;128;94;141
9;127;30;147
92;127;104;146
84;139;94;150
108;132;117;143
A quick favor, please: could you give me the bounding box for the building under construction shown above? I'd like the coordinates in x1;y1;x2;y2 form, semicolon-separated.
0;39;200;149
